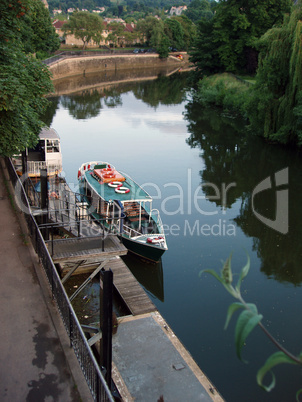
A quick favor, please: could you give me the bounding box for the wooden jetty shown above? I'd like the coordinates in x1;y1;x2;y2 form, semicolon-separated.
48;235;127;263
58;255;156;316
108;257;156;316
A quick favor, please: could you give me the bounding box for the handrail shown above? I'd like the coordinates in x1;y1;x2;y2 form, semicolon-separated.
150;208;165;233
5;157;114;402
42;49;137;66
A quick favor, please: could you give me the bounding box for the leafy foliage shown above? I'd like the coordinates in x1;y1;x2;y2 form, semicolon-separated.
164;18;185;51
190;0;292;76
184;0;214;24
136;17;164;49
246;3;302;145
0;0;53;157
193;73;250;116
200;254;302;397
62;11;104;49
189;18;224;79
19;0;60;57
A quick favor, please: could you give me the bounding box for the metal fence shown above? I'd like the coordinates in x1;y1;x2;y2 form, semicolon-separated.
42;49;135;65
5;158;114;402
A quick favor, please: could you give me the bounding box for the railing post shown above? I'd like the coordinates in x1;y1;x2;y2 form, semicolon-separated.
102;224;105;252
40;168;49;240
100;269;113;390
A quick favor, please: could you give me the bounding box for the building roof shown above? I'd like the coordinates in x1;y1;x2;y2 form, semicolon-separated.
53;20;66;29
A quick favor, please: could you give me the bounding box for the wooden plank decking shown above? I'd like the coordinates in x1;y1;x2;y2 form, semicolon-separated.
48;235;127;263
108;257;157;316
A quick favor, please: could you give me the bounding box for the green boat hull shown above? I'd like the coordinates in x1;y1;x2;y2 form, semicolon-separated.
120;235;166;263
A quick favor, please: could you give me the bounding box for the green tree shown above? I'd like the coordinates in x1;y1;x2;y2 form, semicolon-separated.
62;11;104;49
174;15;197;51
157;34;170;58
213;0;292;73
189;18;223;78
184;0;214;23
107;22;125;48
246;2;302;145
164;18;185;50
0;0;53;157
136;16;164;48
20;0;60;58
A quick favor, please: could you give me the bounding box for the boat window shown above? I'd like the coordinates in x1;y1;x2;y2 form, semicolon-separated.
46;139;60;153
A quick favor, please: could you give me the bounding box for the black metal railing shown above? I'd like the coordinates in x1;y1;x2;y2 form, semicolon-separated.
5;158;114;402
42;49;137;65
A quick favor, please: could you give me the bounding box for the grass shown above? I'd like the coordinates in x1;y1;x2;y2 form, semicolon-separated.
195;73;251;116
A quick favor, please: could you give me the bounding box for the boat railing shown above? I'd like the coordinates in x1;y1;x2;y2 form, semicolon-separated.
150;208;165;234
122;223;143;238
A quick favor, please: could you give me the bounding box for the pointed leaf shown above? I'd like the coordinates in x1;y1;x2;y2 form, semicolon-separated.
235;309;263;361
199;269;226;285
224;302;244;330
245;303;258;315
236;254;250;292
224;302;258;330
257;352;300;392
200;269;238;298
222;253;233;284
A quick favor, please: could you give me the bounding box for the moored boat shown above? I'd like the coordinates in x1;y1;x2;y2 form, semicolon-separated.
78;161;168;262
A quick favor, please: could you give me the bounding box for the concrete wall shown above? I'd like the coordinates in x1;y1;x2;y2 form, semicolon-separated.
48;53;190;80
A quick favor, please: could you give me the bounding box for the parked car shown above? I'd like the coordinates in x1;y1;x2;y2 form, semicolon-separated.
133;48;146;54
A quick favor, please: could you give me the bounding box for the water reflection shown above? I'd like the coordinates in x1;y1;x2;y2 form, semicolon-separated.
122;254;164;302
51;66;189;97
61;91;103;119
45;72;190;124
185;100;302;285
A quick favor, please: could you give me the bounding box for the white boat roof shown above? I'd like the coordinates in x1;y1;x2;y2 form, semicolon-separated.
39;127;60;141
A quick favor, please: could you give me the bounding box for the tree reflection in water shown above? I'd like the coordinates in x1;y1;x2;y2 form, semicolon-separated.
184;99;302;285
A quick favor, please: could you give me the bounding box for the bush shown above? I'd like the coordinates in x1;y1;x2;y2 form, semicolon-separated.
194;73;251;117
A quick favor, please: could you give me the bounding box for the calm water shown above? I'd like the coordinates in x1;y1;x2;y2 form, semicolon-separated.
44;72;302;402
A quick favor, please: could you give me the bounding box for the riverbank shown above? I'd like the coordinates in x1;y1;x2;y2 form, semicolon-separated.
48;52;191;80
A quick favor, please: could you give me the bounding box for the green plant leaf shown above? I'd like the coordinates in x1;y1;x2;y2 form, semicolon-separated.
296;388;302;401
236;254;250;292
257;351;300;392
199;269;225;284
221;253;233;284
224;302;258;330
224;302;244;330
200;268;238;298
235;308;263;362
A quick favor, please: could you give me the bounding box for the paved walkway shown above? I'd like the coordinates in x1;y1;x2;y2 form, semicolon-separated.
0;159;93;402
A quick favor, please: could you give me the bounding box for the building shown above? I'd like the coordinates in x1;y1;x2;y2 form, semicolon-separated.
170;6;187;16
52;19;139;48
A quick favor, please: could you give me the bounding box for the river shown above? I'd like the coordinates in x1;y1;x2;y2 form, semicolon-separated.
44;71;302;402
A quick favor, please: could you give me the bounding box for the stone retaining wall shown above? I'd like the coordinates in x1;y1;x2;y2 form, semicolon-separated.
48;53;190;80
